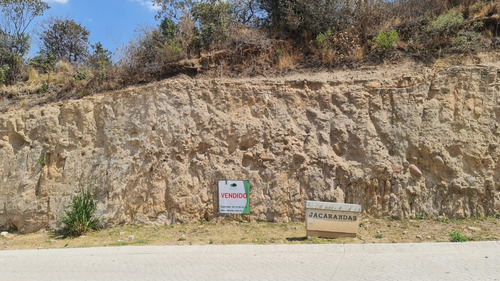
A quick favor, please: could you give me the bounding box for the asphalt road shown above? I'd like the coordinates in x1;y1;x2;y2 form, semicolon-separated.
0;242;499;281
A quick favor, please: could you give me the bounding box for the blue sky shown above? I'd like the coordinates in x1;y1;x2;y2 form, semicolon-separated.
30;0;161;57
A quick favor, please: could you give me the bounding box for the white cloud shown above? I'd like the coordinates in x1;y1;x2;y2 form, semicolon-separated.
129;0;160;11
43;0;69;4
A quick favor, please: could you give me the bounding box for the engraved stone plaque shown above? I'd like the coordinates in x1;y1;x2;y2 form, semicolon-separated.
305;201;362;238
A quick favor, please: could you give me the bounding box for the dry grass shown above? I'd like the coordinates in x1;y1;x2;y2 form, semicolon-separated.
469;1;500;19
358;215;499;243
1;215;498;250
0;61;114;112
275;45;302;72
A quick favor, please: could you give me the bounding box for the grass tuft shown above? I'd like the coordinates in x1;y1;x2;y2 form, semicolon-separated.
450;230;468;242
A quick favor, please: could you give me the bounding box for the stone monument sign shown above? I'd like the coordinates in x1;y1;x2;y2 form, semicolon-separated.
305;201;362;238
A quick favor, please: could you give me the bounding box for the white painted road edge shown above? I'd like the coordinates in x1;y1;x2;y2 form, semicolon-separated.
0;241;499;281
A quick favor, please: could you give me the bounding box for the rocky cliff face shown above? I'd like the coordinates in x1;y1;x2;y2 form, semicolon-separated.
1;63;499;233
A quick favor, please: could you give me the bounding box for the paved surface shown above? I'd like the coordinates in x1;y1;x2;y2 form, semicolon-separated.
0;242;499;281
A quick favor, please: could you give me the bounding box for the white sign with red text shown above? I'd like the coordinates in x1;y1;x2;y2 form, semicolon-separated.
218;180;250;214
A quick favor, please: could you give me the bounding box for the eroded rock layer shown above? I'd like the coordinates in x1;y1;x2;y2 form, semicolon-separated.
1;65;499;232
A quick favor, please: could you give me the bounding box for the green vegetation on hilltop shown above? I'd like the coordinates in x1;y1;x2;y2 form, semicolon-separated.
1;0;499;104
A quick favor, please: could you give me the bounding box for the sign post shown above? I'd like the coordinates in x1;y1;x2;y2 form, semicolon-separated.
218;180;250;214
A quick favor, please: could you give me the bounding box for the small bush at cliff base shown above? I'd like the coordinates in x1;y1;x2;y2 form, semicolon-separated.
61;189;100;237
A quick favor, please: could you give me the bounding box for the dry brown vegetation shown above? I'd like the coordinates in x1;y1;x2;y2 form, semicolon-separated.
1;215;498;250
1;0;499;109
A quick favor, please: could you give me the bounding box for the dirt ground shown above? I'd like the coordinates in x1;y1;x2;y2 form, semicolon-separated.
1;215;498;250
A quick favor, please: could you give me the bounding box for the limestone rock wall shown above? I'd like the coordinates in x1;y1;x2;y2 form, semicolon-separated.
1;65;499;233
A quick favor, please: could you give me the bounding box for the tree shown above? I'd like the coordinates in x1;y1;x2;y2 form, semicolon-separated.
0;0;49;84
159;17;179;41
151;0;195;20
39;18;90;63
0;0;49;55
191;0;231;51
87;42;112;70
257;0;356;37
229;0;261;27
121;24;186;81
153;0;231;52
0;32;21;84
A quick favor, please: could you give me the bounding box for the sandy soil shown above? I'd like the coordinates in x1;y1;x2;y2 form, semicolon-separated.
1;215;498;250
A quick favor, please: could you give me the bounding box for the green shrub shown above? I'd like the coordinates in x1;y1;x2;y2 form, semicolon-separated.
448;33;481;54
29;53;57;73
0;64;10;85
372;30;399;50
450;230;468;242
426;9;464;34
434;216;450;223
315;29;333;50
88;42;112;73
40;83;49;93
157;39;185;62
0;33;28;85
37;154;46;166
61;189;100;237
415;214;426;220
74;70;88;81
